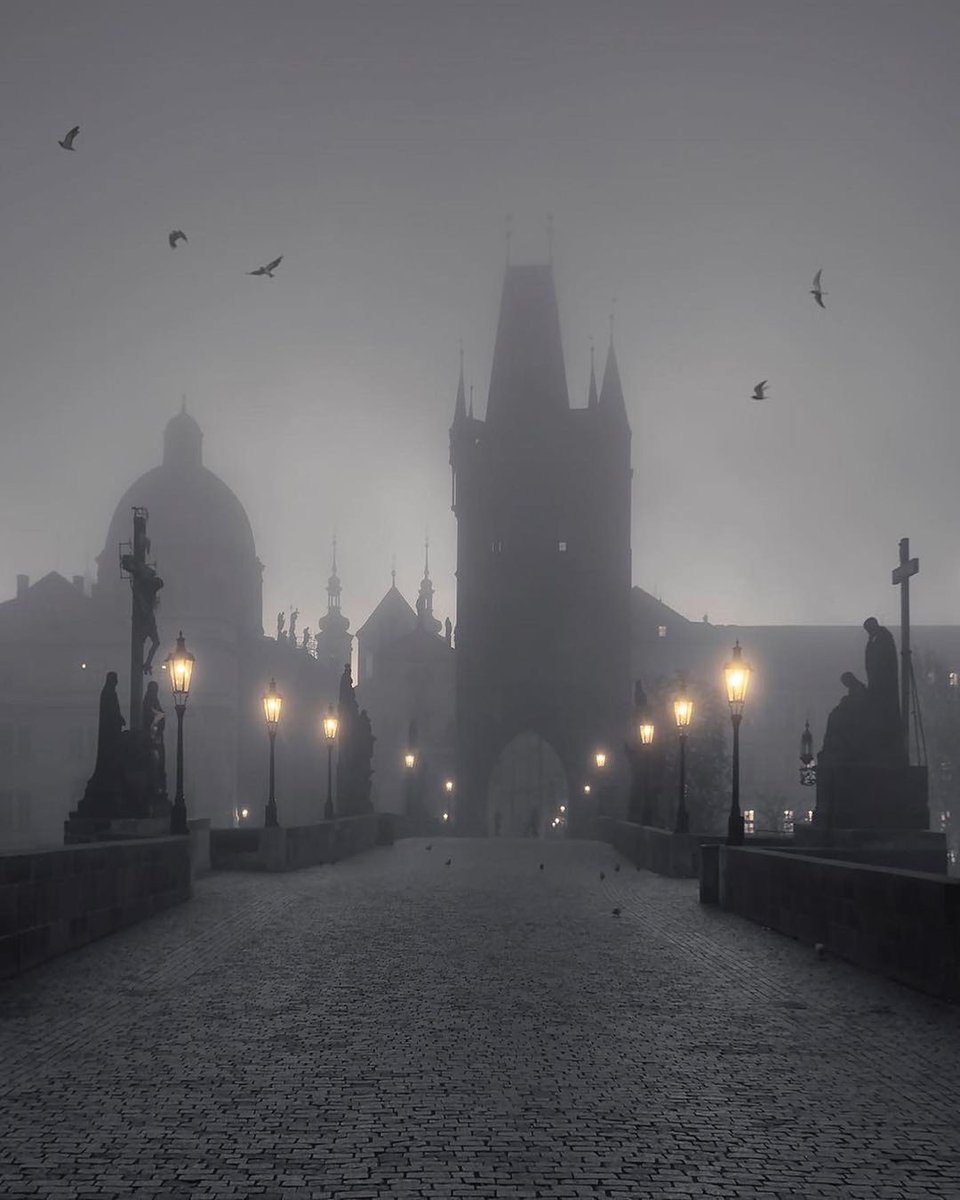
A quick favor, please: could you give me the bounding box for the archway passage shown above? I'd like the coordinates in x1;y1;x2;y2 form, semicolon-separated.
486;732;568;837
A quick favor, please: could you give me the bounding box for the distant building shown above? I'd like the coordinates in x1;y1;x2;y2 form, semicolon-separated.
0;407;344;847
450;263;633;833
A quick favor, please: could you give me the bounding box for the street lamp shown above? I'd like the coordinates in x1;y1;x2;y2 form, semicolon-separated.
799;719;817;788
404;751;417;770
638;719;655;824
262;678;282;828
673;691;693;834
723;640;752;845
167;630;194;835
594;750;607;769
322;704;339;820
444;778;454;795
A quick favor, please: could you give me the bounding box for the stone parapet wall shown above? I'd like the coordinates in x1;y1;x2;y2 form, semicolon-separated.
0;837;192;980
599;818;727;878
711;845;960;1002
210;813;384;873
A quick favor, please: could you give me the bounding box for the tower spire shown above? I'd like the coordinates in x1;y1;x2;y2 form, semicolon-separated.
453;343;466;422
587;337;598;409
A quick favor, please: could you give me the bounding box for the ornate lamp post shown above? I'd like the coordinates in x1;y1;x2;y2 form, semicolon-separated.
673;691;693;834
322;704;339;820
639;719;655;824
723;640;752;846
799;719;817;788
167;630;194;835
262;678;282;828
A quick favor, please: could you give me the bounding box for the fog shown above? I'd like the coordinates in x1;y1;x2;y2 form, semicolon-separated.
3;0;960;631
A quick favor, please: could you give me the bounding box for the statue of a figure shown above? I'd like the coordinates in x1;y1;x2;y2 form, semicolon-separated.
863;616;900;737
820;672;870;764
445;616;452;646
121;555;163;674
301;626;311;650
339;662;355;706
633;678;647;713
276;611;285;640
356;708;375;808
141;679;166;779
92;671;126;784
289;608;299;644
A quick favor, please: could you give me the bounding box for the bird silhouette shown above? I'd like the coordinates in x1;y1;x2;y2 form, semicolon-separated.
539;863;544;871
599;871;606;881
612;907;621;917
751;380;768;401
248;255;283;278
168;230;187;249
425;844;432;851
444;858;452;867
58;125;79;151
810;268;826;309
614;863;621;873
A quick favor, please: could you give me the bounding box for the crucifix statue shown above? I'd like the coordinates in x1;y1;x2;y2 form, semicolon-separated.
120;507;164;731
891;536;919;759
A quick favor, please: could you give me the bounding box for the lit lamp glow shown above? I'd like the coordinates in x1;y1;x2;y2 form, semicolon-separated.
444;778;454;794
262;678;282;827
673;688;693;833
639;721;655;746
167;630;195;835
594;750;607;769
323;703;339;820
404;751;417;770
723;641;752;845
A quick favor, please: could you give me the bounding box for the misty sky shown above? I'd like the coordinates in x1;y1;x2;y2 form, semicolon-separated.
3;0;960;635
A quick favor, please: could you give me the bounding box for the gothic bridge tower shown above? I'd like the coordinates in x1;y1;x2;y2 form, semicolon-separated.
450;264;632;834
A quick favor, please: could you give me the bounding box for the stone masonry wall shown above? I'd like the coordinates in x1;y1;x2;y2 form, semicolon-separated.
0;837;192;980
717;845;960;1002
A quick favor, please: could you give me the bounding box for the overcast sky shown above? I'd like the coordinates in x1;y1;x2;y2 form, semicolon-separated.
3;0;960;635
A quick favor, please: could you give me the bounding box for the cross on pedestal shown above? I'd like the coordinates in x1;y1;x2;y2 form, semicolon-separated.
891;536;919;758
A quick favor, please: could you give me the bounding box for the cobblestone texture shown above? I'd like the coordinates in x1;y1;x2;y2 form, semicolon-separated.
1;837;959;1198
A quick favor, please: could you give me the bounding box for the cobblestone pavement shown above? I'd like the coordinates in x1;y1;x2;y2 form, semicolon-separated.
2;838;960;1199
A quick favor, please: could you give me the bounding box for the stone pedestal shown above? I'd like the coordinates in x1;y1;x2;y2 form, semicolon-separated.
65;729;170;844
813;763;929;831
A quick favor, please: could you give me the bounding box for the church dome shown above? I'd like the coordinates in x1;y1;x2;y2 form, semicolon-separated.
95;408;262;638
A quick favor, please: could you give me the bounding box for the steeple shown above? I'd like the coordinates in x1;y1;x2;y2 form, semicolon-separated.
587;340;598;409
485;263;570;431
453;344;466;424
315;534;352;671
598;339;629;427
326;536;342;612
416;535;441;635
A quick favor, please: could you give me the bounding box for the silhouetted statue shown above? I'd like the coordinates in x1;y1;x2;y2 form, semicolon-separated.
445;617;452;646
289;608;299;645
276;611;285;640
141;680;166;783
820;672;870;764
863;616;900;738
302;626;311;650
92;670;126;785
339;662;354;705
121;554;163;674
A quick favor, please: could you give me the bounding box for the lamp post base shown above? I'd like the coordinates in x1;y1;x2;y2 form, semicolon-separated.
170;799;188;836
265;800;279;828
726;809;744;845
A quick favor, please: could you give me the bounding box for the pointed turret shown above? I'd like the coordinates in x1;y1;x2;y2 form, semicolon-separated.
416;537;442;636
485;263;569;432
453;347;466;425
587;342;598;409
598;340;629;429
315;535;352;674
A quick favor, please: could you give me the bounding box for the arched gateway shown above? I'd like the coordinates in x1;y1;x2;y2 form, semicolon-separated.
487;732;568;837
450;262;633;835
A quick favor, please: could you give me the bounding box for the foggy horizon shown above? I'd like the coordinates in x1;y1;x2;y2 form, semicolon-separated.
4;0;960;635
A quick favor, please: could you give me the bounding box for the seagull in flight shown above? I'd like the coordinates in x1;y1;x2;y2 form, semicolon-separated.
751;380;769;401
248;255;283;278
58;125;79;151
168;230;187;249
810;269;826;309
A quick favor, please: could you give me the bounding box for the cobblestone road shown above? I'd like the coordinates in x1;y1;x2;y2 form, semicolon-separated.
2;837;960;1199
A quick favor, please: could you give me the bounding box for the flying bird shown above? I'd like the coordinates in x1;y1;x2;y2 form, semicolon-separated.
810;269;826;309
248;255;283;278
751;380;769;401
58;125;79;151
168;230;187;249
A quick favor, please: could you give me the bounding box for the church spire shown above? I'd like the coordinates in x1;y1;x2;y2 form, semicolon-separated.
598;337;629;427
587;339;598;409
326;535;341;612
453;343;466;423
416;535;441;635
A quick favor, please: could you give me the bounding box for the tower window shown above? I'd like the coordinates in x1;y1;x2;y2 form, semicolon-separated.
557;541;567;553
657;625;667;639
